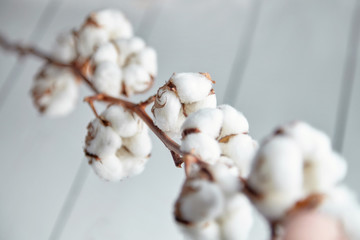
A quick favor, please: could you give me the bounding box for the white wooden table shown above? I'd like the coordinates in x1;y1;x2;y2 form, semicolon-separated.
0;0;359;239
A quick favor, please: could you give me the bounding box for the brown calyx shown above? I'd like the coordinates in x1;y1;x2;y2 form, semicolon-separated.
84;150;101;162
199;72;215;84
151;80;177;115
286;193;325;217
218;134;238;143
182;128;201;139
84;13;101;28
241;178;263;200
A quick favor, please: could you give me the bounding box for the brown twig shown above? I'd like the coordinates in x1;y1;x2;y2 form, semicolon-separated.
0;33;181;161
0;33;99;93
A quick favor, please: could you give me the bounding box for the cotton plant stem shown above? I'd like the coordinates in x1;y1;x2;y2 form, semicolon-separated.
0;34;182;161
0;33;98;93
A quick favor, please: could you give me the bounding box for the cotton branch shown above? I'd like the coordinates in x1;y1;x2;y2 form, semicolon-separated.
0;33;99;93
84;93;182;157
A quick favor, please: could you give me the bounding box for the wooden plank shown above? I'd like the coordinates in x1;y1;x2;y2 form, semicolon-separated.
59;0;257;239
342;0;360;192
0;1;148;240
0;0;53;90
343;65;360;194
232;0;356;141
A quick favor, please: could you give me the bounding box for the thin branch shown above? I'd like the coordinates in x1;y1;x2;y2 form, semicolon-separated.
139;94;156;108
0;33;99;93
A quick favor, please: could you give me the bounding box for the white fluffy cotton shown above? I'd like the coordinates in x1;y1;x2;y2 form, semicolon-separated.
92;61;122;96
76;9;133;59
219;194;254;240
31;65;79;117
85;118;122;158
152;72;216;136
179;179;225;223
171;72;213;103
181;133;221;164
179;221;220;240
89;37;157;96
220;134;258;178
101;104;142;137
52;31;77;63
247;136;304;220
181;108;223;138
218;104;249;138
84;105;151;181
152;89;183;134
175;165;253;240
180;104;256;176
247;121;351;222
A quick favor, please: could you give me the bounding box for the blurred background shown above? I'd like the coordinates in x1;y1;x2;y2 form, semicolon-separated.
0;0;359;239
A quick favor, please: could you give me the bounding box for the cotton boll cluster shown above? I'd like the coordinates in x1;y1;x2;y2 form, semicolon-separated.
247;121;350;222
89;37;157;96
52;9;133;65
152;72;217;137
180;105;257;177
175;163;253;240
31;65;79;117
84;105;151;181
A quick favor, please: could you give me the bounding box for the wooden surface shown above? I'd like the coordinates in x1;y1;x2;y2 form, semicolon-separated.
0;0;359;239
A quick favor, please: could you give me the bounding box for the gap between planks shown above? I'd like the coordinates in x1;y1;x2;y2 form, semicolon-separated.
333;0;360;153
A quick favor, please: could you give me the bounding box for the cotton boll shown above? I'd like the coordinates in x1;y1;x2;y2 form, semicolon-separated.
85;118;122;158
219;194;253;240
77;26;109;59
122;126;152;158
177;179;225;223
220;134;258;178
136;47;157;76
92;61;122;96
76;9;133;59
94;9;133;39
303;152;347;193
210;163;240;198
184;94;217;116
181;108;223;139
279;121;331;160
101;104;143;138
181;133;221;164
171;72;213;103
247;136;303;220
32;65;79;117
178;221;221;240
52;31;76;63
116;147;148;178
248;136;303;194
217;156;240;176
218;105;249;138
123;64;152;95
113;37;145;66
91;154;124;181
152;88;182;133
92;42;118;65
